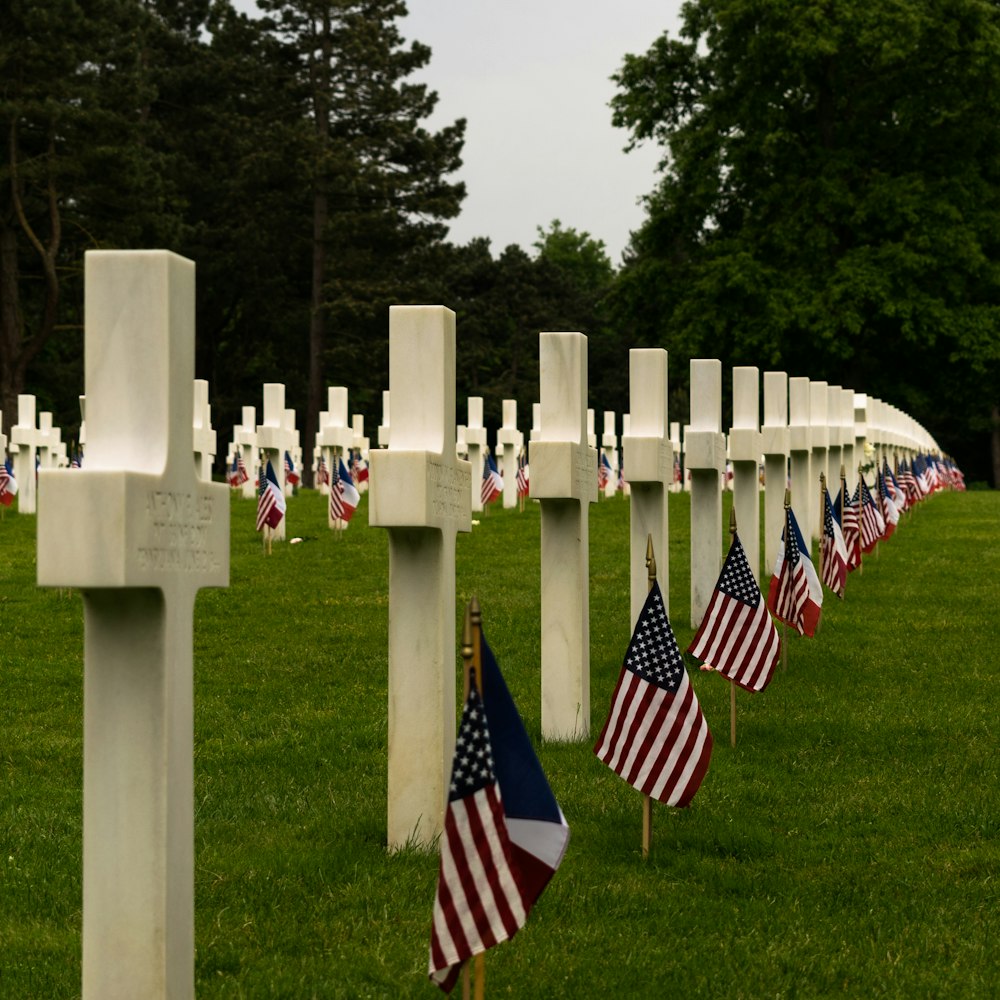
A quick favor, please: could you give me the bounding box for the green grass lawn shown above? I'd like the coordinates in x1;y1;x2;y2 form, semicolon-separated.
2;487;998;998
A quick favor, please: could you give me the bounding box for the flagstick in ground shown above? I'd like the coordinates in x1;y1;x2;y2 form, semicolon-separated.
641;536;655;860
460;599;486;1000
727;507;738;748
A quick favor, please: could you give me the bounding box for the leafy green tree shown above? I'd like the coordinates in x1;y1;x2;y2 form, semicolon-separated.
253;0;466;483
610;0;1000;483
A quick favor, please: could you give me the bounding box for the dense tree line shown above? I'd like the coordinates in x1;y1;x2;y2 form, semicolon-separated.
1;0;616;483
610;0;1000;485
3;0;998;485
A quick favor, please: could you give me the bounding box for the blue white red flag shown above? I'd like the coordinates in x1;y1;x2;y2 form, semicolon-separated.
766;505;823;637
515;450;529;499
820;487;848;599
598;452;612;490
480;452;503;505
256;459;286;530
0;457;18;507
330;456;360;522
283;451;300;486
429;631;568;992
316;454;330;487
596;580;713;804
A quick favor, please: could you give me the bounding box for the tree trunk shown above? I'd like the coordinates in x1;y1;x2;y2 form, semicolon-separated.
0;218;22;424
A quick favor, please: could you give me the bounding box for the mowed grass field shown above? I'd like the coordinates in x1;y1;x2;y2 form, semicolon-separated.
2;485;998;998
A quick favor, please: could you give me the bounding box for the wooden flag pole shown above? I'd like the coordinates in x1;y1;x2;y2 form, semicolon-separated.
728;507;737;748
460;598;486;1000
642;535;656;860
781;489;790;671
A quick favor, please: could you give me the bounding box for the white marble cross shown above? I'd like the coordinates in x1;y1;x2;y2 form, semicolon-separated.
351;413;369;492
377;389;391;448
808;380;829;545
256;384;288;538
788;376;811;532
465;396;486;511
11;394;42;513
531;332;598;740
37;250;229;1000
622;348;671;625
601;410;618;497
37;411;64;469
496;399;521;509
234;405;257;499
730;366;762;582
686;359;726;628
762;372;790;574
283;407;299;496
368;306;471;849
315;387;354;506
840;388;856;495
192;379;216;482
825;385;844;507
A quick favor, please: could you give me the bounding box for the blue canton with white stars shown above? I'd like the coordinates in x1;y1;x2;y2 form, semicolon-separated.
448;687;497;801
782;512;801;568
717;535;763;605
624;583;685;694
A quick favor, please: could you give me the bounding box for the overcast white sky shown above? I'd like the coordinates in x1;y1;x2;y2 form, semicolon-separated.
233;1;685;263
401;1;685;263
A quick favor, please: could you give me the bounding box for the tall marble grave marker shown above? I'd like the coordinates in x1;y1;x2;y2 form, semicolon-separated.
762;372;790;574
315;388;353;509
466;397;486;511
687;360;726;628
497;399;521;508
788;376;811;529
531;332;597;739
601;411;618;497
622;348;670;625
730;366;761;582
37;250;229;1000
807;380;829;545
11;395;41;513
377;390;391;448
234;406;257;499
256;384;288;538
192;379;216;482
369;306;471;848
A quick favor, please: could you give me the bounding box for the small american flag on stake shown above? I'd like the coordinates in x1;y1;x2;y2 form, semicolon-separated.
594;580;713;807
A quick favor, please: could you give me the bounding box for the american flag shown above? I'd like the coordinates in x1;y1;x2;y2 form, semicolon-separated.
227;452;249;487
858;475;885;552
481;451;503;505
428;686;528;992
350;449;369;485
820;487;848;599
329;456;360;522
283;451;300;486
898;459;922;505
766;505;823;637
256;459;286;531
688;532;781;692
884;460;907;513
595;581;713;806
0;457;18;507
515;450;529;499
835;484;862;572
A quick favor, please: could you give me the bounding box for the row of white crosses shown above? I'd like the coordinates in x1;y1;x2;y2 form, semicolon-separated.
27;257;947;1000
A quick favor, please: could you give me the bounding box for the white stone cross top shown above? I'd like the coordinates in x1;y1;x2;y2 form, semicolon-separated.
840;388;856;492
234;405;257;498
377;389;391;448
11;394;41;513
825;384;844;507
807;380;829;545
496;399;521;508
762;372;789;572
622;348;671;625
36;250;229;1000
256;384;288;538
37;411;64;469
531;332;598;740
315;387;353;503
192;379;216;482
368;306;471;849
686;359;726;628
465;396;487;511
601;410;618;497
788;376;811;537
730;367;761;582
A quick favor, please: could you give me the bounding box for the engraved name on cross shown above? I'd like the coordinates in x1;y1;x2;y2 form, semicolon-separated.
37;250;229;1000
